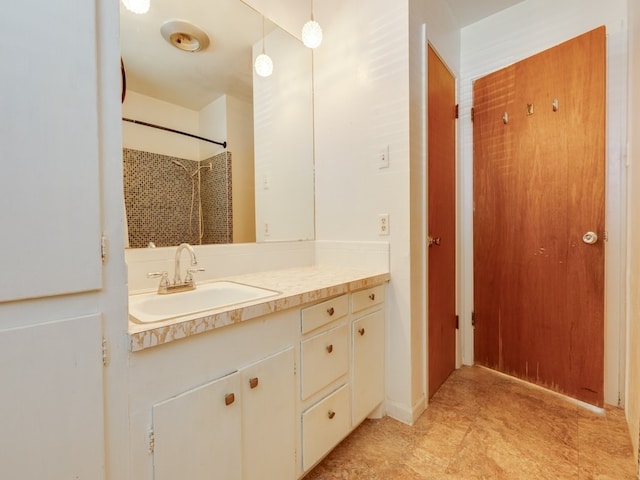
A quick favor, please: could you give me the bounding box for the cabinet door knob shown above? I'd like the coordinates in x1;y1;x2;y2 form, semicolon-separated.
327;307;335;316
368;293;376;301
249;377;259;389
327;410;336;420
224;393;235;406
326;344;334;354
358;327;366;336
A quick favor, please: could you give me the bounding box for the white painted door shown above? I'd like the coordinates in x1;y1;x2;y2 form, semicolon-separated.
0;0;102;302
0;1;112;479
0;316;106;479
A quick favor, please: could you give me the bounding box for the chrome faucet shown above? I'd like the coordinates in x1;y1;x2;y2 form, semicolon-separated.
148;243;205;294
174;242;197;285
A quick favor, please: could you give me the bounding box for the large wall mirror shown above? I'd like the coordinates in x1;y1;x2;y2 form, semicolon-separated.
120;0;314;248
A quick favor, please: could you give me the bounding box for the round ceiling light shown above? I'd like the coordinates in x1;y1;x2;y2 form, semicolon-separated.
160;19;210;52
254;53;273;77
302;19;323;49
122;0;150;15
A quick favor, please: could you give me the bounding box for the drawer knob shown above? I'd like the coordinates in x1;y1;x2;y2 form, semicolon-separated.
326;344;334;354
224;393;235;406
327;307;335;316
327;410;336;420
249;377;259;389
368;293;376;301
358;327;366;336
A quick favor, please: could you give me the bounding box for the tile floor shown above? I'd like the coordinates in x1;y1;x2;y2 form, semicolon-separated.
304;366;638;479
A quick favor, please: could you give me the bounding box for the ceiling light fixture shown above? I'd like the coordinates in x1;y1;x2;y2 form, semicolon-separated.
122;0;150;15
302;0;322;49
160;20;210;53
255;16;273;78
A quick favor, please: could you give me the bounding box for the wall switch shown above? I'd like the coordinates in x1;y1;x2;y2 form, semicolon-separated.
378;214;389;235
379;145;390;169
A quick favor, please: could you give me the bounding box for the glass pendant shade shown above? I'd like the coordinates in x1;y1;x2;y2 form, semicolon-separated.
255;53;273;77
302;19;322;48
122;0;150;14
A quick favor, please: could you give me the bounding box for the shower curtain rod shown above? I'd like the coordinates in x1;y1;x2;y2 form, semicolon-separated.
123;117;227;148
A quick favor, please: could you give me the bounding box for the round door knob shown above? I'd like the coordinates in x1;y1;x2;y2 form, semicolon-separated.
582;231;598;245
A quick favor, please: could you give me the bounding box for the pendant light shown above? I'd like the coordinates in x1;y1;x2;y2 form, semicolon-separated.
255;16;273;77
302;0;322;49
122;0;150;15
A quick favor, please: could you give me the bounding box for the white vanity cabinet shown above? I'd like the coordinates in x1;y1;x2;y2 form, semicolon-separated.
151;347;295;480
130;278;387;480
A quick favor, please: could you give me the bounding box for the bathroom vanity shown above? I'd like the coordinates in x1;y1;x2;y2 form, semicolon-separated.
127;266;389;479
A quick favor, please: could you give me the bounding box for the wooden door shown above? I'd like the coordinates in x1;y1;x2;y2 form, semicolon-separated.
473;27;606;406
428;45;457;398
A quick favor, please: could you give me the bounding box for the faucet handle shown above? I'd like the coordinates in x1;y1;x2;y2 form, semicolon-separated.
148;271;170;291
185;267;205;284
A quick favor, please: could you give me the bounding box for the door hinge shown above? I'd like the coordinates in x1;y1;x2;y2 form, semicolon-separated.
471;107;475;122
101;234;108;264
102;337;109;366
148;429;155;454
455;104;459;119
455;314;460;330
471;311;476;327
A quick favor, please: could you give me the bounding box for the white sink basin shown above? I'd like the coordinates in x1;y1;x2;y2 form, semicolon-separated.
129;281;279;324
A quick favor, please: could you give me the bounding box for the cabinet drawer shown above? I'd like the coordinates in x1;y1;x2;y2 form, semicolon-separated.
301;384;350;471
301;324;349;400
351;285;385;313
301;295;349;334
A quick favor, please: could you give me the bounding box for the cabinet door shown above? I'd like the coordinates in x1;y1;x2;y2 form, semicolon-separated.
352;310;385;425
1;0;102;302
241;347;295;480
152;372;242;480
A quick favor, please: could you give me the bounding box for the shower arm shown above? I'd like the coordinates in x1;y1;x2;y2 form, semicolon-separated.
123;117;227;148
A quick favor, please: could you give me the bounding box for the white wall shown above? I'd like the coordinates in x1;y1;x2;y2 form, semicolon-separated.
225;95;256;242
626;0;640;465
253;27;314;242
459;0;629;406
199;95;227;159
313;0;460;423
122;90;201;161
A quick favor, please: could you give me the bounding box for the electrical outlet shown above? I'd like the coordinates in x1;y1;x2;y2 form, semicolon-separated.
378;214;389;235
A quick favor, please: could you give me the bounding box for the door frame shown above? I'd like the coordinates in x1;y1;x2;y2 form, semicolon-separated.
458;31;628;407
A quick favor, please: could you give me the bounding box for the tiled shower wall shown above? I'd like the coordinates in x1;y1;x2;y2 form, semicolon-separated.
123;148;232;248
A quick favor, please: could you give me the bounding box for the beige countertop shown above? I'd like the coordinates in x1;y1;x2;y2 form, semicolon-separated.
128;266;390;352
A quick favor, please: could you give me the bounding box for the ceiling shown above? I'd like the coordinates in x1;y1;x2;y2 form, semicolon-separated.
120;0;525;111
445;0;525;27
120;0;275;110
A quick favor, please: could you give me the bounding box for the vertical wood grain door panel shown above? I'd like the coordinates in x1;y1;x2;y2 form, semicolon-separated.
428;45;457;398
473;27;606;406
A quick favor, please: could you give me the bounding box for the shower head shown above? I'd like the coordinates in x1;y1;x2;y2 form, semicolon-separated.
172;159;190;174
